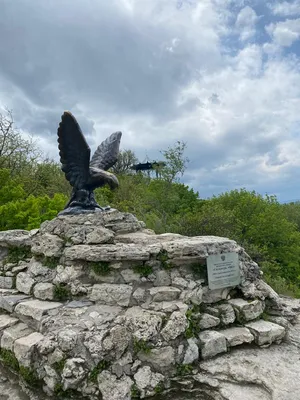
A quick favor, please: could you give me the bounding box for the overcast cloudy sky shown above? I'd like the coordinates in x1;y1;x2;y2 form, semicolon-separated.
1;0;300;201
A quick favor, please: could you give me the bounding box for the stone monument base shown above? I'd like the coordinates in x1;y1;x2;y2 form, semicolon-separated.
0;210;296;399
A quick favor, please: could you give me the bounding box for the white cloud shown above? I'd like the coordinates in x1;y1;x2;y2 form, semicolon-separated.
266;18;300;47
1;0;300;201
235;6;258;41
269;1;300;17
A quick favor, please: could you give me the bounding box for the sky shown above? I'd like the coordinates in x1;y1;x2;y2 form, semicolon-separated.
1;0;300;201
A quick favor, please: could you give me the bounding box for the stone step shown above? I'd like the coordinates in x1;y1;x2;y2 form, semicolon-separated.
220;327;254;347
1;322;34;351
14;299;63;330
245;320;286;346
0;294;31;313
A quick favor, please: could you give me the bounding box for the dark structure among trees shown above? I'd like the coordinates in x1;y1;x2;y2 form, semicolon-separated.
130;161;166;178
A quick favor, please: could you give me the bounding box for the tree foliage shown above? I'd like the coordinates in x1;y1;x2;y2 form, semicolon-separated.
110;149;138;175
0;109;40;174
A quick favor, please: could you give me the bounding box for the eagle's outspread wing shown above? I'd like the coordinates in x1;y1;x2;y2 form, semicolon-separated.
90;131;122;171
57;111;91;189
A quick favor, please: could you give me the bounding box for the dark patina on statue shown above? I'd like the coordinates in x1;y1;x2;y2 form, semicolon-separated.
57;111;122;215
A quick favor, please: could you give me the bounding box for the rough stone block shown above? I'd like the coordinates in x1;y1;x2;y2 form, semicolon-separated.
183;338;199;364
120;269;141;283
202;286;230;303
98;370;133;400
64;244;150;262
14;332;44;366
154;270;171;286
89;284;132;306
14;299;63;329
245;320;285;346
0;315;18;334
85;227;115;244
229;298;265;322
1;322;33;351
138;346;175;370
0;294;30;313
221;327;254;347
123;306;163;341
149;286;181;302
199;330;227;359
0;276;14;289
161;311;188;341
31;233;64;257
33;283;54;300
199;313;220;330
16;272;35;294
216;304;236;325
180;287;203;305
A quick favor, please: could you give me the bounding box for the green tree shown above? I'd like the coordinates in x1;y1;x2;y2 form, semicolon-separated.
0;109;40;175
110;149;138;175
160;141;189;183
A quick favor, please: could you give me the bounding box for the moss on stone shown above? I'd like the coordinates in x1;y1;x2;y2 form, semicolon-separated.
89;360;111;383
54;283;72;301
90;261;110;275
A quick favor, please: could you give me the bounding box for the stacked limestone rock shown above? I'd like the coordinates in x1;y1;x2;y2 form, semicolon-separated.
0;210;295;400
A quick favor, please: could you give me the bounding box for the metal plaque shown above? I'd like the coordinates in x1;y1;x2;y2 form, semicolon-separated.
207;252;240;290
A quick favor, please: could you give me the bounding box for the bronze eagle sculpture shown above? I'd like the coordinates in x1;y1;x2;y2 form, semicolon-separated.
57;111;122;214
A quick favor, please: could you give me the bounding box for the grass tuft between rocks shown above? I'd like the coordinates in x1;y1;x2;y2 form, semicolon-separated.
89;360;111;383
4;246;32;264
90;261;111;276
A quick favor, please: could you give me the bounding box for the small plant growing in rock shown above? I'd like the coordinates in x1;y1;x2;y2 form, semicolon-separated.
176;363;193;376
133;264;153;277
5;246;32;264
54;284;72;301
43;256;60;269
131;384;141;399
185;306;201;338
0;348;19;371
154;382;164;394
89;360;111;383
90;261;110;275
156;249;172;269
54;384;83;399
53;358;66;374
19;366;41;387
190;262;207;281
133;338;151;354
